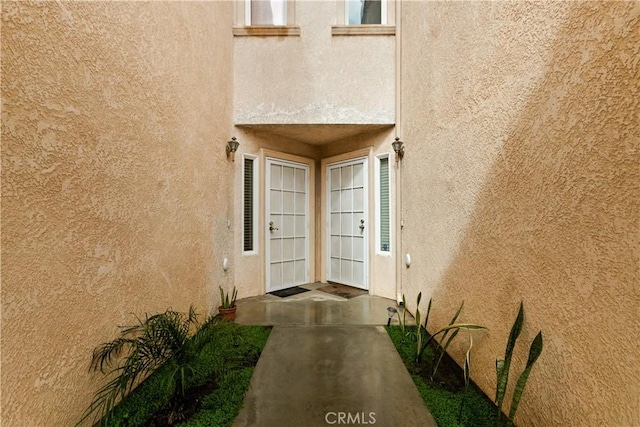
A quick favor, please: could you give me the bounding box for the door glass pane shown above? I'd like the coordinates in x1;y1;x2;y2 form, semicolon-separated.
341;259;352;282
331;213;341;234
341;188;353;211
295;168;305;191
331;191;340;212
353;236;364;261
295;215;305;237
341;166;353;188
283;166;294;191
283;238;295;261
331;258;340;279
331;236;341;258
353;163;364;186
270;190;282;214
283;261;294;284
331;168;341;190
341;236;352;259
295;260;305;283
270;239;282;263
271;164;282;189
282;214;295;237
353;187;364;211
295;193;306;214
283;192;294;214
341;213;352;236
270;263;282;287
353;261;364;284
294;238;305;258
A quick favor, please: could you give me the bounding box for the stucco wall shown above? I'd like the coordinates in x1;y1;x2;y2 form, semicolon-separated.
400;1;639;425
234;0;395;125
1;1;234;425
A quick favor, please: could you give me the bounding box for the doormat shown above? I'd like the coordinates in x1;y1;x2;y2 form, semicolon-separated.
269;286;311;298
318;283;368;299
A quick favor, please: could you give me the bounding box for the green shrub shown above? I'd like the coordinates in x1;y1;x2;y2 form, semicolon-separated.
80;312;270;427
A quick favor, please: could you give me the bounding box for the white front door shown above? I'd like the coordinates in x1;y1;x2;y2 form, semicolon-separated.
327;157;369;289
266;158;309;292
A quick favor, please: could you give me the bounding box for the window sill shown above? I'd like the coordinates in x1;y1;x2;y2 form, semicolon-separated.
233;26;301;37
331;25;396;36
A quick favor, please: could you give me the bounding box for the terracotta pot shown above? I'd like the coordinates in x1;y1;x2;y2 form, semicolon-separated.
218;306;237;321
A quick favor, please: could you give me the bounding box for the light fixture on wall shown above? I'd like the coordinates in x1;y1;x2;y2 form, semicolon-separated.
392;137;405;161
226;137;240;161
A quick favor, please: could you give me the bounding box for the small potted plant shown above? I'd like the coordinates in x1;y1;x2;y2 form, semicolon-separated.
218;286;238;321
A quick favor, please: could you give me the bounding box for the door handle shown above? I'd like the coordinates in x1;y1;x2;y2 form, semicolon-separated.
269;221;279;231
359;219;365;231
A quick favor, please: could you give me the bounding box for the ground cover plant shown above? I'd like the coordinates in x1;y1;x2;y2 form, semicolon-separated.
387;325;497;427
387;298;543;427
78;307;270;427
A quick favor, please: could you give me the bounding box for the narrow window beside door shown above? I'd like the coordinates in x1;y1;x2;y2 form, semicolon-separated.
379;156;390;252
244;156;257;252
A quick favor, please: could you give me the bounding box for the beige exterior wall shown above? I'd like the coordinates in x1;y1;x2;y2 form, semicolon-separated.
233;0;395;126
1;1;234;425
400;1;639;426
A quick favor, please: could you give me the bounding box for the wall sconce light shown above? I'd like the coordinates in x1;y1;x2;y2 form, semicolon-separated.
392;137;405;161
226;137;239;161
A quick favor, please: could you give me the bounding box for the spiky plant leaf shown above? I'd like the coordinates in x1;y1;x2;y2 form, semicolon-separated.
508;331;543;424
459;336;473;422
423;297;432;331
464;336;473;388
431;328;460;380
422;323;487;353
415;293;422;362
401;294;407;335
495;301;524;417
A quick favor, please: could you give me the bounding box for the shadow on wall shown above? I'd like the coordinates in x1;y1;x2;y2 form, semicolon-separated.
422;2;639;426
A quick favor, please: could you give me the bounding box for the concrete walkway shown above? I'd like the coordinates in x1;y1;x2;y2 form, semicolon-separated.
233;289;436;427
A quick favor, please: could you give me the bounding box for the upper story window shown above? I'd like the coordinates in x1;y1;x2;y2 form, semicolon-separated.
247;0;286;26
332;0;394;36
346;0;386;25
234;0;300;36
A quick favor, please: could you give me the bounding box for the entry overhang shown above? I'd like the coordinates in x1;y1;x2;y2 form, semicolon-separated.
235;123;394;145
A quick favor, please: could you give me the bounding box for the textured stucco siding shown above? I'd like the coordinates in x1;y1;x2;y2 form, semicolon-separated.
1;1;234;425
234;0;395;125
400;1;639;426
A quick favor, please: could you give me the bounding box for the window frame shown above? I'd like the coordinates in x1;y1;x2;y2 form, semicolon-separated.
243;154;259;255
